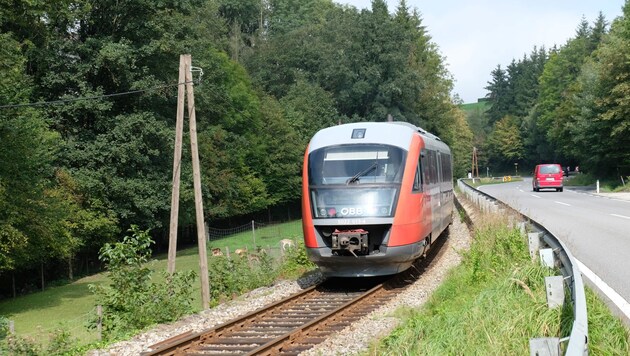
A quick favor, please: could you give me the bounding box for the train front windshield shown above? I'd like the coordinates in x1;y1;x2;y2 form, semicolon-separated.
308;144;406;218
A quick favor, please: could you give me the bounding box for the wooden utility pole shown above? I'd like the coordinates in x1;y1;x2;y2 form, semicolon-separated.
167;54;210;309
167;56;186;274
472;147;479;178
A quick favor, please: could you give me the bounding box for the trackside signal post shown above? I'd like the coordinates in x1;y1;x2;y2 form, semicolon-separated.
168;54;210;309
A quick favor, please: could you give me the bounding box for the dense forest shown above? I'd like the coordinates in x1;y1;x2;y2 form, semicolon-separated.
3;0;629;298
470;3;630;179
0;0;473;296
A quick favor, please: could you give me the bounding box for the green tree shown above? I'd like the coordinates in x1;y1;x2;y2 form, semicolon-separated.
585;3;630;175
196;49;274;219
531;15;608;166
0;33;71;276
256;95;303;207
442;107;474;179
484;65;511;126
486;116;523;168
280;79;341;143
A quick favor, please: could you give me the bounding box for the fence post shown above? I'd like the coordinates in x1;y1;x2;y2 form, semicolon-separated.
252;220;256;247
9;320;14;334
97;305;102;340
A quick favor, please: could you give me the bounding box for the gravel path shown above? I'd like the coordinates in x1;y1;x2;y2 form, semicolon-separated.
88;196;474;356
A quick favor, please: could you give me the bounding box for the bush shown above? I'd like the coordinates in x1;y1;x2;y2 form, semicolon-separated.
2;335;40;355
207;251;276;305
0;315;8;340
89;226;196;340
0;327;77;356
278;243;315;278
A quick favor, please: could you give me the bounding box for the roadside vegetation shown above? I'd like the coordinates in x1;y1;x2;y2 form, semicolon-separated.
467;176;524;188
564;173;630;192
370;213;630;355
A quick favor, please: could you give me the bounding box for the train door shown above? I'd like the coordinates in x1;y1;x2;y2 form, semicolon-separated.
436;152;445;232
427;150;440;240
444;154;454;226
415;151;429;235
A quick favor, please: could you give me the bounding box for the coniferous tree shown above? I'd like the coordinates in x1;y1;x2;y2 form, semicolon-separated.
484;65;511;125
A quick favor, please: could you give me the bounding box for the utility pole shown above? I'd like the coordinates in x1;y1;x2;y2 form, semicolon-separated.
472;147;479;178
167;54;210;309
167;56;186;274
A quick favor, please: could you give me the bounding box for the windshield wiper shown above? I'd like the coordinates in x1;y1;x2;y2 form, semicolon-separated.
346;162;378;184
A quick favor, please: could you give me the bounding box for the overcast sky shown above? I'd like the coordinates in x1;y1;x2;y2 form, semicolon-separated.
336;0;626;103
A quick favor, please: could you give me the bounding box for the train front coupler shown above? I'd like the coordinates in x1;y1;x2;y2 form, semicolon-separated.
331;229;369;257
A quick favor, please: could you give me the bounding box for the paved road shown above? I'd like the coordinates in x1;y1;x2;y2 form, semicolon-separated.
477;178;630;314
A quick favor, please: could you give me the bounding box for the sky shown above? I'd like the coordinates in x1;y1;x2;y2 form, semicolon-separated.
336;0;626;103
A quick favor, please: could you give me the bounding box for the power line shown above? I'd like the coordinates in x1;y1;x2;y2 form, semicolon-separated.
0;80;195;110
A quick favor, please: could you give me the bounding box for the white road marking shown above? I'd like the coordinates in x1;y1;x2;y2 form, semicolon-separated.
577;259;630;322
610;213;630;220
554;201;571;206
531;194;541;198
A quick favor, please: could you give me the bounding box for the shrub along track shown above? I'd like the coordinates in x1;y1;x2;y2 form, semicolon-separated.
142;235;449;356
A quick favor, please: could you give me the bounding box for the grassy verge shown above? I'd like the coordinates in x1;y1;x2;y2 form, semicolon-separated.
467;176;523;188
369;214;630;355
564;173;630;192
0;220;306;350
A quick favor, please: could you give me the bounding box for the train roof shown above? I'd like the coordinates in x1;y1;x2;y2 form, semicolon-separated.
308;121;450;153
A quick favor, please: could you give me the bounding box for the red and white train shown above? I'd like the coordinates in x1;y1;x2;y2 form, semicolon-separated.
301;122;453;277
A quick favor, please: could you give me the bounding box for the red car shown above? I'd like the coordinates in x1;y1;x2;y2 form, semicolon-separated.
532;164;564;192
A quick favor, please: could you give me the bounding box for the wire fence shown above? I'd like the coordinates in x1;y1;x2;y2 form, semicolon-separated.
206;220;303;251
3;309;100;346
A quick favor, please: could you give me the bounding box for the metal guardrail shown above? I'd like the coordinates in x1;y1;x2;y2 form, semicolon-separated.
457;179;588;355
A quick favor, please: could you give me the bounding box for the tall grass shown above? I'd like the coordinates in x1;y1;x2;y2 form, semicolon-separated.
370;214;630;355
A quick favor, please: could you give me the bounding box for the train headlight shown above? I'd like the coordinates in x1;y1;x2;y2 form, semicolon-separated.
319;208;327;216
328;208;337;217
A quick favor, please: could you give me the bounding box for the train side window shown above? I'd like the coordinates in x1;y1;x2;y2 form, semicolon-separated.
420;149;429;185
437;152;443;183
413;159;422;192
429;150;437;184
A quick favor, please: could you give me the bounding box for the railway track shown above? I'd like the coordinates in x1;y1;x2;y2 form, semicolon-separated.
143;279;389;355
142;266;440;356
143;234;448;356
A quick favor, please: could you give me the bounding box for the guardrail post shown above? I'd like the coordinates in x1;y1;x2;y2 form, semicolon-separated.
529;337;560;356
545;275;565;309
528;232;542;261
539;248;555;268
